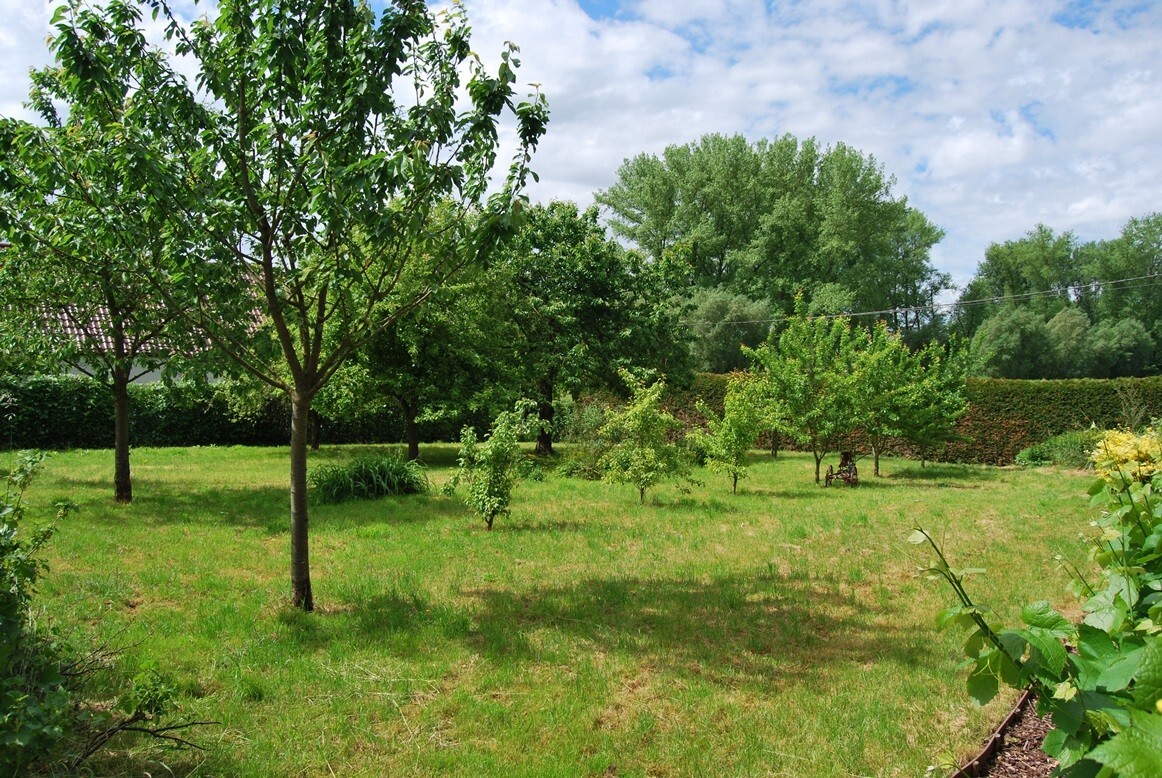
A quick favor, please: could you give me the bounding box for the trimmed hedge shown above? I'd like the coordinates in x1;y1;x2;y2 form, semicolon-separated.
0;375;480;451
588;373;1162;466
944;377;1162;465
5;373;1160;464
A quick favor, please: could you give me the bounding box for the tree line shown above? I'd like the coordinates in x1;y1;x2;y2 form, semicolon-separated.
954;216;1162;379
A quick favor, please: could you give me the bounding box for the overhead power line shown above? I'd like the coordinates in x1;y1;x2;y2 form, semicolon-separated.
692;272;1162;326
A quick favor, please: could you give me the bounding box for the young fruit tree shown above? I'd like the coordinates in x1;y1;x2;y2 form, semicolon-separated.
849;321;915;477
690;373;761;494
39;0;547;610
446;402;539;531
598;370;690;504
745;302;859;484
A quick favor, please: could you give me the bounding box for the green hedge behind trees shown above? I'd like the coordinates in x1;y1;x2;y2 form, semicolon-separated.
0;375;480;451
5;373;1161;465
618;373;1162;465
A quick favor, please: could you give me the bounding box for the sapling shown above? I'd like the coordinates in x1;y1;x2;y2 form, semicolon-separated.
690;374;761;494
446;402;540;530
598;370;691;504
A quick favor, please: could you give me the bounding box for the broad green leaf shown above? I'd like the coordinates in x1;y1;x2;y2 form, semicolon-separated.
906;529;931;545
1078;624;1118;662
1132;637;1162;709
1018;626;1068;677
1098;650;1143;693
1023;600;1074;636
966;663;998;706
1087;709;1162;778
1042;727;1090;768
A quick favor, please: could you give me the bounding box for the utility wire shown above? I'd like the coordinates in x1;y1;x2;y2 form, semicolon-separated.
691;272;1162;326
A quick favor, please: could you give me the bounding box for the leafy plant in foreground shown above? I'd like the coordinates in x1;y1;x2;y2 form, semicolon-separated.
309;454;428;504
912;432;1162;775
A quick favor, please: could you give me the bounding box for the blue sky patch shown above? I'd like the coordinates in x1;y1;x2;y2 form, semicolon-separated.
577;0;624;22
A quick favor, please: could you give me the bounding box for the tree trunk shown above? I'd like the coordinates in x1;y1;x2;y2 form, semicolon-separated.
769;431;780;458
290;390;314;612
732;473;738;494
403;403;420;461
308;408;321;451
112;367;132;503
873;445;881;477
639;485;646;504
535;382;554;456
814;451;823;484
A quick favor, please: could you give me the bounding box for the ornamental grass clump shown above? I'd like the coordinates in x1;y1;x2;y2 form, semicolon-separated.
309;454;427;504
1091;426;1160;485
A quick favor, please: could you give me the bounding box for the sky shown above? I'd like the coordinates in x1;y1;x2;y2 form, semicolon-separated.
1;0;1159;292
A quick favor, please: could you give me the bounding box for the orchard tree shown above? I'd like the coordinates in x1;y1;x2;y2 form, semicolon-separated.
0;15;202;503
746;303;859;484
494;201;688;456
598;371;690;504
850;322;914;477
40;0;547;610
691;373;761;494
901;340;968;467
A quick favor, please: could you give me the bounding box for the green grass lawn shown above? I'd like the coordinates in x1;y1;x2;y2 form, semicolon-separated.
10;445;1094;776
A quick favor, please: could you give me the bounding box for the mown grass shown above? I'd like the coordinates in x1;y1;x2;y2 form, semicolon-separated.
9;444;1095;776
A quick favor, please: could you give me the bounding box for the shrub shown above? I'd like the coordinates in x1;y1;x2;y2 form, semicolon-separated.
1015;428;1105;469
1090;426;1161;485
1;451;71;774
308;454;428;504
914;451;1162;774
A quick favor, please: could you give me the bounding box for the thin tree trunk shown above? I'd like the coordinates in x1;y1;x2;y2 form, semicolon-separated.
535;382;554;456
308;409;321;451
769;431;780;458
873;444;881;477
814;451;823;484
639;485;646;504
403;403;420;461
112;367;132;503
732;473;738;494
290;390;313;612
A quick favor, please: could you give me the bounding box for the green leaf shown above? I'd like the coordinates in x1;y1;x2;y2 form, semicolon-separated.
1023;600;1074;637
1078;624;1118;662
1098;650;1143;693
1087;709;1162;778
1132;637;1162;709
966;663;999;706
1019;626;1068;676
906;529;930;545
1042;728;1091;768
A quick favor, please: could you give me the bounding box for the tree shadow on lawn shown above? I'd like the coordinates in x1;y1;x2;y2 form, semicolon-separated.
62;478;447;534
888;464;999;483
289;569;925;694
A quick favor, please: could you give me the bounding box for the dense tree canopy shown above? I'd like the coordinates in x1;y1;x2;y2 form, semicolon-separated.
490;200;689;455
956;215;1161;378
597;132;950;367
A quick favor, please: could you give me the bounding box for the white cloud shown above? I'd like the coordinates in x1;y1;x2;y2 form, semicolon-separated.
2;0;1159;292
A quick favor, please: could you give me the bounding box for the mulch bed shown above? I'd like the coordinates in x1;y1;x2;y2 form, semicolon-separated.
977;701;1057;778
952;691;1058;778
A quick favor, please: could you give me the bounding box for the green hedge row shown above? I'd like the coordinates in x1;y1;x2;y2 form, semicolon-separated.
649;373;1162;465
0;375;476;451
5;373;1160;464
946;376;1162;465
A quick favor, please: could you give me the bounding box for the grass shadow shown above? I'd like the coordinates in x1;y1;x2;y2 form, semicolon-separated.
304;570;920;694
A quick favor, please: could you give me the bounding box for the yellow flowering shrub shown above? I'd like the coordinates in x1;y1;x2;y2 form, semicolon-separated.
1090;426;1161;483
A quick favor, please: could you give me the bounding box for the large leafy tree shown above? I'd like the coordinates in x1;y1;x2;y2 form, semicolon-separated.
746;304;859;484
0;11;202;503
36;0;547;610
493;201;688;455
597;133;949;331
